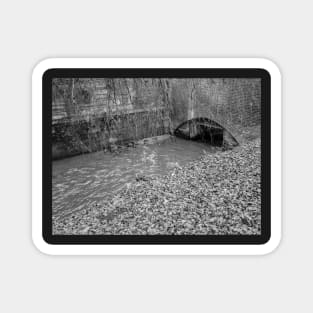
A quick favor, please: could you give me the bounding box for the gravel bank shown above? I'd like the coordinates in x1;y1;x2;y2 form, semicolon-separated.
53;138;261;235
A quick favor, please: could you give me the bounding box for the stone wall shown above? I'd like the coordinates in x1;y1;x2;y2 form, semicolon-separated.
52;79;171;159
52;78;261;159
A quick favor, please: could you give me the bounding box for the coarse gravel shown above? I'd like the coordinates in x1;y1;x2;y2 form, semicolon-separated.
53;138;261;235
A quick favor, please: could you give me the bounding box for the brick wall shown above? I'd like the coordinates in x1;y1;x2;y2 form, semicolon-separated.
52;79;170;159
52;78;261;159
170;78;261;129
52;78;167;120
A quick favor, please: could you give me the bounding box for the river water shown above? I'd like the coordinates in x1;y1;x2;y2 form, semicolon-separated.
52;137;218;217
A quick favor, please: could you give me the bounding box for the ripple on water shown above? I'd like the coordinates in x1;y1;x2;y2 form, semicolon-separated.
52;137;217;216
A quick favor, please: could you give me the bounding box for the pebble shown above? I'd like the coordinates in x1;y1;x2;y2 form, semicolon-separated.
53;138;261;235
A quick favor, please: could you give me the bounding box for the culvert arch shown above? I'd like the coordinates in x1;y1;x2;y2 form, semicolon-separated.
174;117;239;147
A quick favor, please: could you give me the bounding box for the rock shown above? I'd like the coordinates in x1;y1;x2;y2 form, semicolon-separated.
53;139;261;236
135;173;149;182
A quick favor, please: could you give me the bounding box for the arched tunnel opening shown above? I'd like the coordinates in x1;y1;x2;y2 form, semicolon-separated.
174;118;238;148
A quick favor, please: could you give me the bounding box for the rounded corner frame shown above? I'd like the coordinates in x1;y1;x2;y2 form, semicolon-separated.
32;58;281;255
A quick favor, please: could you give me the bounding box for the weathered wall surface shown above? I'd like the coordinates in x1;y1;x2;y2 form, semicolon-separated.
170;78;261;142
52;78;261;159
52;79;171;159
52;78;168;119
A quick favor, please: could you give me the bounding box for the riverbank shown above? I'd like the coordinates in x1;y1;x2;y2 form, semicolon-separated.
53;137;261;235
52;136;219;216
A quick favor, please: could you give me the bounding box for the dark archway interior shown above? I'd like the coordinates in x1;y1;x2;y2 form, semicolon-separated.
174;118;226;147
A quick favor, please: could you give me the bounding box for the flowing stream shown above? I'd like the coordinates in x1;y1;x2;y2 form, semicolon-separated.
52;137;218;217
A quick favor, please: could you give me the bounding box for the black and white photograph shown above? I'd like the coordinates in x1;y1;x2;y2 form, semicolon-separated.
51;76;263;236
6;0;313;309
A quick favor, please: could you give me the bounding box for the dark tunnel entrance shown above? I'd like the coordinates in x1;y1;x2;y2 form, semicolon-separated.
174;118;238;147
